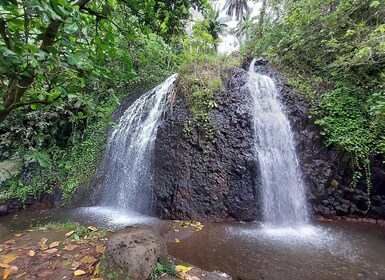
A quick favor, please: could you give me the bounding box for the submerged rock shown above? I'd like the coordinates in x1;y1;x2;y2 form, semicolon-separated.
102;224;167;280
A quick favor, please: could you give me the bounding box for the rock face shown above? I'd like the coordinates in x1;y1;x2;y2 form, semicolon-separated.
102;224;167;280
251;58;385;220
154;68;259;222
154;58;385;221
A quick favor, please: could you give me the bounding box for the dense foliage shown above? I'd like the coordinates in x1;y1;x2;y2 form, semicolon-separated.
0;0;208;202
242;0;385;194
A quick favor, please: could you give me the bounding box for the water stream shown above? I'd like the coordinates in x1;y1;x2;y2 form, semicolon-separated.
248;59;308;226
97;74;177;212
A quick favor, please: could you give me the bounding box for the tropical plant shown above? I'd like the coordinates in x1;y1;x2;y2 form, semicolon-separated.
223;0;249;20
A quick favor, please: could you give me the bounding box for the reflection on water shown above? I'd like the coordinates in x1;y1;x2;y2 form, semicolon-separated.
1;208;385;280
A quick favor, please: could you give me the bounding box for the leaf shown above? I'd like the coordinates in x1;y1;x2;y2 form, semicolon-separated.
175;265;193;273
0;263;9;268
93;262;100;276
1;254;19;264
28;250;36;257
3;268;11;279
44;248;58;254
64;22;79;34
49;241;61;248
4;240;16;245
65;230;75;238
95;245;105;253
13;234;22;238
80;255;97;264
71;261;81;270
74;270;87;276
63;244;79;251
87;226;98;232
175;239;180;243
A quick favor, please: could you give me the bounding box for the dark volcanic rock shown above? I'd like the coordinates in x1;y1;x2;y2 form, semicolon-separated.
154;68;259;222
102;224;167;280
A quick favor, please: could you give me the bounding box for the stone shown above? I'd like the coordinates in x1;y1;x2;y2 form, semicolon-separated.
102;224;167;280
154;67;259;222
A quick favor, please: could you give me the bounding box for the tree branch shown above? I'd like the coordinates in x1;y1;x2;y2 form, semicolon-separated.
0;16;12;50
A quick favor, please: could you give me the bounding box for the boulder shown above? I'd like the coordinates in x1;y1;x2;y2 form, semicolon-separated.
102;224;167;280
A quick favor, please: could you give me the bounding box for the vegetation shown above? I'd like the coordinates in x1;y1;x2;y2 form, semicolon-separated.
242;0;385;195
0;0;209;203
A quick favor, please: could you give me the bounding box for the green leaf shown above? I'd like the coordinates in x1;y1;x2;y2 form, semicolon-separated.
64;22;78;34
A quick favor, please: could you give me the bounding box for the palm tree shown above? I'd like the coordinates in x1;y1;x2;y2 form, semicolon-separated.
223;0;249;21
207;10;230;40
206;10;230;50
233;9;254;42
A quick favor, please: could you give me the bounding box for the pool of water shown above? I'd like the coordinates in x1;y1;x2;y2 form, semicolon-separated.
1;207;385;280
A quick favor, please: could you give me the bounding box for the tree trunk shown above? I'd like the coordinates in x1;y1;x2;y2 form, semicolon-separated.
258;0;267;38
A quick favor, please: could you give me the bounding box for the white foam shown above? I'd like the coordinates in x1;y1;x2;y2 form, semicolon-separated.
74;206;158;228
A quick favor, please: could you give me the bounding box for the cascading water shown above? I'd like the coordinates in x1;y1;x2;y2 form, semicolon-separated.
247;60;308;226
98;74;178;213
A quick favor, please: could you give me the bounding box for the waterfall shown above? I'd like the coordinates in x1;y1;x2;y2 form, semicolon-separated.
247;60;308;225
98;74;178;213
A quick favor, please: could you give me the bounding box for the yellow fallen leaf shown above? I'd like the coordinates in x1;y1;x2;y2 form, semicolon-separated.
63;244;79;251
95;245;105;253
71;261;81;270
39;237;48;244
3;268;11;279
90;278;103;280
2;254;19;264
175;265;193;273
48;241;61;248
93;262;100;276
0;263;9;268
26;229;35;232
28;250;35;257
4;240;16;245
87;226;98;232
65;230;75;238
74;270;87;276
80;255;97;264
40;244;48;250
44;248;58;254
175;239;181;243
13;234;22;238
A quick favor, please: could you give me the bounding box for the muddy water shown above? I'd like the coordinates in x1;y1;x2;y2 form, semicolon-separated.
1;207;385;280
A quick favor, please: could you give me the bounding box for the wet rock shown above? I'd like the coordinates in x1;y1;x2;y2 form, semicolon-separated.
154;68;259;222
250;58;385;221
102;224;167;280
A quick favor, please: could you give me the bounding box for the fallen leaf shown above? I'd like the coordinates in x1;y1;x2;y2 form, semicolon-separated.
80;256;97;264
63;244;80;251
49;241;61;248
4;240;16;245
3;268;11;279
95;245;105;253
74;270;87;276
175;265;193;273
2;254;19;264
87;226;98;231
0;263;9;268
93;262;100;276
40;237;48;244
175;239;181;243
91;278;103;280
63;244;79;251
27;250;35;257
26;229;35;232
44;248;58;254
71;261;81;270
13;234;22;238
65;230;75;238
